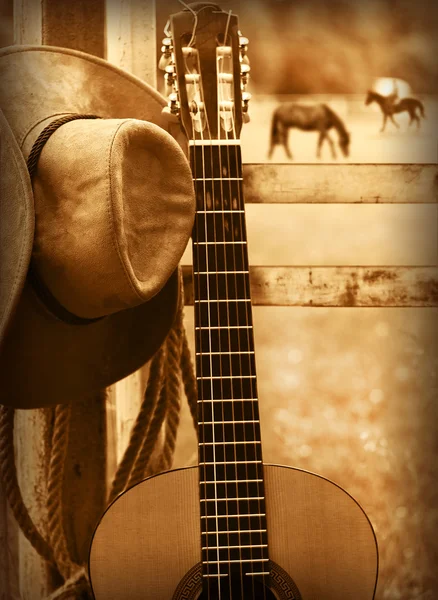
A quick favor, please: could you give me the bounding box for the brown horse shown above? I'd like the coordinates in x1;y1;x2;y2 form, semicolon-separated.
365;90;426;132
268;103;350;160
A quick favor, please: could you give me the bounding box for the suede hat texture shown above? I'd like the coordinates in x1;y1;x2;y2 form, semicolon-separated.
0;45;195;409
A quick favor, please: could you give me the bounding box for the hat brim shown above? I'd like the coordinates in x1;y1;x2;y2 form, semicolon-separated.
0;108;34;342
0;45;186;408
0;275;178;408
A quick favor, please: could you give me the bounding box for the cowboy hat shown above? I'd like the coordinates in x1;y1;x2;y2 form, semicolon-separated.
0;45;195;409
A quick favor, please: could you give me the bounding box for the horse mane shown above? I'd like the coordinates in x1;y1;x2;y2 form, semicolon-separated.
322;104;349;139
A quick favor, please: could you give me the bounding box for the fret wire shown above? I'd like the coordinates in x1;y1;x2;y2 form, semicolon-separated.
201;514;266;520
194;270;248;274
246;572;271;576
199;441;261;446
189;139;241;145
195;326;252;330
200;497;265;502
199;461;262;466
194;300;251;304
197;375;256;380
202;544;268;550
196;350;254;353
193;241;247;245
198;421;259;425
202;528;266;533
197;399;258;403
201;559;269;564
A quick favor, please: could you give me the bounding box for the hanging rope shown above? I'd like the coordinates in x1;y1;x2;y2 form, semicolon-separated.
180;321;199;435
46;404;79;581
107;346;165;504
45;566;92;600
0;405;55;565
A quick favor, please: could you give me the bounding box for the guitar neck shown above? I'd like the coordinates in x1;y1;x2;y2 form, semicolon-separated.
191;141;270;576
191;141;261;448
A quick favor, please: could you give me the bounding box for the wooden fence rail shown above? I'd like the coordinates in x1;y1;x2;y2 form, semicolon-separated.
243;164;437;204
182;266;438;307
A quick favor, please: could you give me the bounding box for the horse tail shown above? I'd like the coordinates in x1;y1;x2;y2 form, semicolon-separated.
416;100;426;118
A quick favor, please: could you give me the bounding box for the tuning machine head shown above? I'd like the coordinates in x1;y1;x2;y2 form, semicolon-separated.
158;37;174;71
161;92;180;122
239;34;250;86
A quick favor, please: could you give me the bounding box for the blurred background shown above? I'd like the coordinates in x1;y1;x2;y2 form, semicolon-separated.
2;0;438;598
156;2;438;599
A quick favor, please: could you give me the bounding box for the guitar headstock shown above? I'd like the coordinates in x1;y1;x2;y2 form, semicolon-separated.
160;2;251;142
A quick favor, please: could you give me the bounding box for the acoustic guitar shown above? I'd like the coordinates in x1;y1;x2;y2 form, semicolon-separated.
88;4;378;598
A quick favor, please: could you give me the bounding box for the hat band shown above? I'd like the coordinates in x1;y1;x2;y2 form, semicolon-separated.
27;114;103;326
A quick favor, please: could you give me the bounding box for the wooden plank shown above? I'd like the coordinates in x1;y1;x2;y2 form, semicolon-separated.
243;164;438;204
106;0;157;86
42;0;105;57
182;266;438;307
13;0;42;45
9;2;108;598
14;410;50;599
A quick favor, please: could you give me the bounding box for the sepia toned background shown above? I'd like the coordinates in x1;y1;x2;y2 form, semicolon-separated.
156;1;438;599
1;0;437;598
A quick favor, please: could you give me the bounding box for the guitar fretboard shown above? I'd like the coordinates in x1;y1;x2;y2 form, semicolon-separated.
191;143;269;579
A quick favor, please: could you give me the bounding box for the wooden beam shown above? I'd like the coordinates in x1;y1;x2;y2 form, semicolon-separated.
13;0;42;44
182;266;438;307
10;2;108;598
106;0;157;86
243;164;438;204
42;0;106;57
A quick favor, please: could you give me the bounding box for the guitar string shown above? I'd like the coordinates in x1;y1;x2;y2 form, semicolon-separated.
223;38;261;599
217;40;242;598
216;55;231;600
185;48;218;598
228;49;268;600
226;98;257;600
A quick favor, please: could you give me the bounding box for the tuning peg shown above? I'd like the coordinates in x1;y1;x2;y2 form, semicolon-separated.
158;37;173;71
159;54;172;71
239;35;249;51
165;92;180;117
241;63;250;86
242;112;250;124
161;105;180;123
242;91;251;110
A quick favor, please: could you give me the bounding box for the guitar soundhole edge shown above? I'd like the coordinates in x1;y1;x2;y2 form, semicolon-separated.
172;561;302;599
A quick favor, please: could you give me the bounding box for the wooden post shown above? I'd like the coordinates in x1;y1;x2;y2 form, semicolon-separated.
11;1;108;597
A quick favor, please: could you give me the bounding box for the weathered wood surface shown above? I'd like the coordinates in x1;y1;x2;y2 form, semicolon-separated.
13;0;42;45
243;164;438;204
43;0;106;57
9;1;109;598
182;266;438;307
106;0;157;87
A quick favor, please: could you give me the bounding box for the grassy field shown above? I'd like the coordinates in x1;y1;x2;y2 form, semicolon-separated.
240;94;438;164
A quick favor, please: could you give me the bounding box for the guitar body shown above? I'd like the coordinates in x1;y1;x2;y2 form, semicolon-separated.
89;464;378;599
